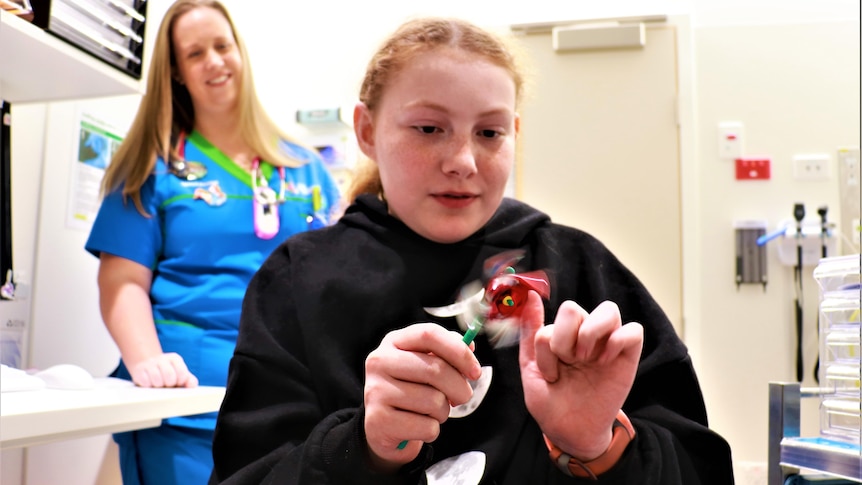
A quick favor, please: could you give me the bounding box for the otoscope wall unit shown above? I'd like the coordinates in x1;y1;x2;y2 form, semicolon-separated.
774;221;839;267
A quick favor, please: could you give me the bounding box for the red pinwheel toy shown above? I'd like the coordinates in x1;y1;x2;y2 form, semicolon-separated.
426;250;551;348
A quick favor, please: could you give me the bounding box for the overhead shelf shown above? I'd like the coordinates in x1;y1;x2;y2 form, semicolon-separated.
0;9;143;104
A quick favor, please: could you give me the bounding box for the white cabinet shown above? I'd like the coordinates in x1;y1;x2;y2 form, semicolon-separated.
0;9;143;103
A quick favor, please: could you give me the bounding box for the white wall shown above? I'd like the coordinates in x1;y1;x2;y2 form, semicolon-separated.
693;17;859;463
28;97;139;375
3;0;859;483
226;1;689;135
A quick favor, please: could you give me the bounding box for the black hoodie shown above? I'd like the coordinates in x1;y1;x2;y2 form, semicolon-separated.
210;195;735;485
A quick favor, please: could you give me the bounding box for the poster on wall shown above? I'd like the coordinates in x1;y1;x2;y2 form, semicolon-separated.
65;109;124;231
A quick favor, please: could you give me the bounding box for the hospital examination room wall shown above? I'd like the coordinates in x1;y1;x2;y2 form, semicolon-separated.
1;0;858;484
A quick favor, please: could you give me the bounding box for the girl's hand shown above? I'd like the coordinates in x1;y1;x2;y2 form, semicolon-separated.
363;323;481;472
519;292;643;461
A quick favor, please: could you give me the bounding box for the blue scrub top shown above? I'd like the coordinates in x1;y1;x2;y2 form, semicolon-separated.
85;131;341;429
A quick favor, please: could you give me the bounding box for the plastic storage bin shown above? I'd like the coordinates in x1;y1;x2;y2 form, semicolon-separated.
814;254;861;294
815;255;862;445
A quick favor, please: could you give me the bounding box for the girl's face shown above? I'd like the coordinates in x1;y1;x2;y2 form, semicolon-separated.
355;48;519;244
172;7;242;119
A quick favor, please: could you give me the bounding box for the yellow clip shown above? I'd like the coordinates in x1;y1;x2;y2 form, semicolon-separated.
312;185;322;212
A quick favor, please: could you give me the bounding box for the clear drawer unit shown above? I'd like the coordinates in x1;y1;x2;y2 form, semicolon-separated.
768;254;861;484
820;290;861;443
816;256;862;445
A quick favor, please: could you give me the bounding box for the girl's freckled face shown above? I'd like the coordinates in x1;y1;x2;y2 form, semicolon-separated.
360;48;518;244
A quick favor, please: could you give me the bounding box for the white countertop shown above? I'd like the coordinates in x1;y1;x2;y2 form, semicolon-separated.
0;378;226;450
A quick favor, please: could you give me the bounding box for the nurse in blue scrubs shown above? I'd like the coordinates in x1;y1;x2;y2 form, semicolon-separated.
84;1;340;484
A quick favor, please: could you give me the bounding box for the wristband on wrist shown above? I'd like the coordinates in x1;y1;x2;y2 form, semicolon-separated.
543;409;635;480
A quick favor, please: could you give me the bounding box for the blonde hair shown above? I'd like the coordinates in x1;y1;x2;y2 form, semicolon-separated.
345;17;526;203
102;0;307;215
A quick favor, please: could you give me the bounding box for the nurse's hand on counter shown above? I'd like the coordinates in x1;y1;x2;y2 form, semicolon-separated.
128;352;199;388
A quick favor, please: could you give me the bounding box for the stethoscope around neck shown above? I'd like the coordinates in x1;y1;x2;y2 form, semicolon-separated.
168;131;207;181
168;131;289;240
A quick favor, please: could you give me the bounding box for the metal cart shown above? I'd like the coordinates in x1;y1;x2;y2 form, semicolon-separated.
768;382;862;484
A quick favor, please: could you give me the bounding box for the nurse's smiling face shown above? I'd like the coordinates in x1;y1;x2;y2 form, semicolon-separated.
354;48;519;244
171;6;243;118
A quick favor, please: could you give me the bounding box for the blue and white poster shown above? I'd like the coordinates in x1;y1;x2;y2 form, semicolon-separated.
66;109;124;230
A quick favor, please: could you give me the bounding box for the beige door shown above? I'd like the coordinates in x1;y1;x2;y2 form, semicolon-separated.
513;22;683;334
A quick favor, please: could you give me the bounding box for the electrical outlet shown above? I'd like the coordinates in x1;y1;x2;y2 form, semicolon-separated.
839;148;859;186
838;147;861;254
718;122;743;160
792;154;831;180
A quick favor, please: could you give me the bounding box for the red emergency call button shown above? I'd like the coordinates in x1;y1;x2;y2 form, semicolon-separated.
735;157;771;180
